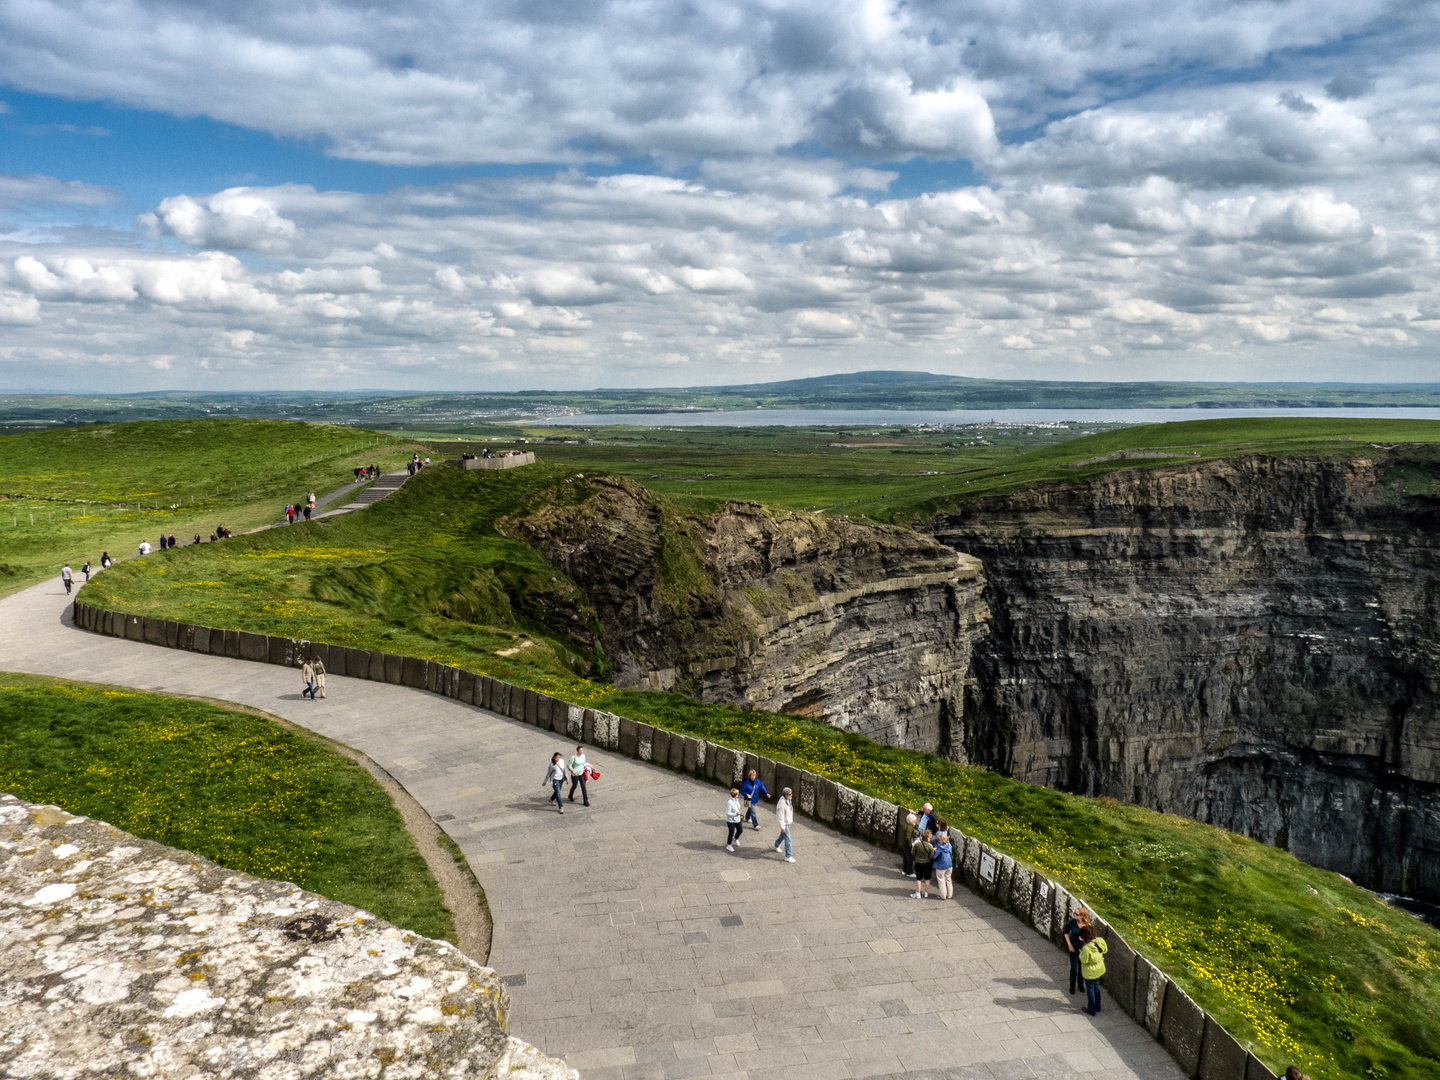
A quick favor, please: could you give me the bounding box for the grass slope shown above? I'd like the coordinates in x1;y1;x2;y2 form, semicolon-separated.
84;439;1440;1079
0;419;420;592
0;671;455;941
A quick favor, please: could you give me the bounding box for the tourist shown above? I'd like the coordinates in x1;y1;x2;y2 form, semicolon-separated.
302;503;312;521
567;744;590;806
100;551;112;568
301;657;316;700
1064;906;1089;995
137;540;152;555
911;830;934;899
740;768;769;830
901;812;918;877
81;560;90;582
307;491;316;510
1079;925;1108;1015
312;655;326;699
168;534;176;549
772;786;795;861
545;752;567;813
725;788;744;851
192;534;201;545
933;830;954;899
60;564;73;594
918;802;938;836
158;533;168;550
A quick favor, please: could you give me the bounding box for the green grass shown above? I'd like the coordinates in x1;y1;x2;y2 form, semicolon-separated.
0;419;422;593
82;426;1440;1079
0;671;455;941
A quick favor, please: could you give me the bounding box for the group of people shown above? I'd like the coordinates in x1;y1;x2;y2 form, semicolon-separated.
135;526;230;557
353;464;381;481
901;803;956;900
1063;904;1109;1015
284;492;317;524
544;745;598;811
405;454;431;477
299;656;327;699
58;561;91;594
721;769;797;860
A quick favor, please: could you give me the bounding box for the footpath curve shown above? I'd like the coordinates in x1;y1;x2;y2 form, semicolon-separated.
0;580;1185;1080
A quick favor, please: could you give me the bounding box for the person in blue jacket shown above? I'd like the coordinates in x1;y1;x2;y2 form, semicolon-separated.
740;769;770;830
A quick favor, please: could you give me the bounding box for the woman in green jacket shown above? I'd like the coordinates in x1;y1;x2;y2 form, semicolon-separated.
1079;925;1108;1016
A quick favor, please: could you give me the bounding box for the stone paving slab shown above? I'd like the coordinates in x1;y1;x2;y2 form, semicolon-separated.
0;579;1184;1080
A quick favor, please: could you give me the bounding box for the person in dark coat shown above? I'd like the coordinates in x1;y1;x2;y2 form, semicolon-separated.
1064;906;1091;995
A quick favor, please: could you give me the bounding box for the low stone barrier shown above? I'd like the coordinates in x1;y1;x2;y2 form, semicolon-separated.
72;597;1280;1080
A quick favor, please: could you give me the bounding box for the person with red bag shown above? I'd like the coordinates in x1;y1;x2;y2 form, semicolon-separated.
567;744;596;806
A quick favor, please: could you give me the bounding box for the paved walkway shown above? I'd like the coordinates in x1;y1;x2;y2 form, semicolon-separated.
0;580;1182;1080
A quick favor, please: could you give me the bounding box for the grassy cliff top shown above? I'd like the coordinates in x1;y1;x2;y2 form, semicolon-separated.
0;419;420;591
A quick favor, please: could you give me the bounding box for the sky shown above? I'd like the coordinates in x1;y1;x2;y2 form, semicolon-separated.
0;0;1438;392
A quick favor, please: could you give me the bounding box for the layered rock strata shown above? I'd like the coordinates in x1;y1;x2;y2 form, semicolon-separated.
511;476;989;752
929;452;1440;901
0;793;576;1080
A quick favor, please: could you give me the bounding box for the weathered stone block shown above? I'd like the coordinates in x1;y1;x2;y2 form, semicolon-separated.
458;670;475;704
1199;1017;1248;1080
703;741;719;780
1029;876;1054;936
667;730;685;770
618;717;638;757
773;762;801;804
976;845;1000;893
871;800;897;845
399;656;425;688
186;624;207;654
220;628;238;657
1009;866;1036;919
381;653;401;683
853;794;876;839
533;693;551;729
713;746;736;787
637;724;655;762
141;616;164;646
425;662;441;693
651;727;670;767
267;636;288;666
522;689;537;725
996;855;1016;904
361;649;381;680
600;711;623;750
814;777;838;823
1135;955;1167;1037
581;708;595;746
565;705;583;740
1160;981;1204;1074
1049;884;1070;942
833;785;858;832
681;735;699;774
164;621;180;649
798;772;817;816
1103;929;1136;1017
1245;1054;1277;1080
509;685;527;721
959;836;979;890
236;630;264;661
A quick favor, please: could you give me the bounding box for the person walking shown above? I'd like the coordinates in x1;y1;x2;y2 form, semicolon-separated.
307;491;316;511
100;552;112;569
772;786;795;861
725;789;744;851
312;655;326;699
1063;906;1090;995
300;657;316;700
81;561;90;582
911;830;934;899
932;830;954;899
545;752;566;813
567;744;590;806
1079;925;1108;1016
901;812;918;877
740;768;769;830
60;564;73;594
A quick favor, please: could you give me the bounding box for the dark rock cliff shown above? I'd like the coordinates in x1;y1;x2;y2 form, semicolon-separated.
509;476;989;752
928;452;1440;902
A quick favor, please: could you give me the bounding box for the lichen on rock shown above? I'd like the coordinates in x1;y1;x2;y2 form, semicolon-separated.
0;793;576;1079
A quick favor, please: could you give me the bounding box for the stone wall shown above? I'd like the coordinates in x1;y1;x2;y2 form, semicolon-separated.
72;596;1279;1079
463;452;536;470
0;793;576;1080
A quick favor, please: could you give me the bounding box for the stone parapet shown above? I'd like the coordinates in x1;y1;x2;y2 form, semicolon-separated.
0;793;575;1080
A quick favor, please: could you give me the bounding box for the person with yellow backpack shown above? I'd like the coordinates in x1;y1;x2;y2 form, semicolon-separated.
1079;925;1108;1016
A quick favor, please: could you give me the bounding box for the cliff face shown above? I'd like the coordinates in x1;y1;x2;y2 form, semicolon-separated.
511;476;989;752
929;452;1440;902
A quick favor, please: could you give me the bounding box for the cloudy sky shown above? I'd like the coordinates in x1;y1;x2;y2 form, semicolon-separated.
1;0;1437;391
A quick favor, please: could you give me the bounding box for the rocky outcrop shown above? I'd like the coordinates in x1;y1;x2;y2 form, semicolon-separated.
929;452;1440;902
0;793;576;1080
511;476;988;752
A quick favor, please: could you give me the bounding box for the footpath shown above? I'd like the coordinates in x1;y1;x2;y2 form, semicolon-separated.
0;579;1181;1080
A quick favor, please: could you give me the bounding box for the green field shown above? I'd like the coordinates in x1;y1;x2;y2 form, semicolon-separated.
433;415;1440;526
81;417;1440;1079
0;671;455;941
0;419;421;593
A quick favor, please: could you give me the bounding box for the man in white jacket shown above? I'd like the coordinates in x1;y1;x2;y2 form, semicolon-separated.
773;787;796;862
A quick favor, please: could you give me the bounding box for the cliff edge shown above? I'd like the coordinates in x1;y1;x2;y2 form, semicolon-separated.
929;451;1440;902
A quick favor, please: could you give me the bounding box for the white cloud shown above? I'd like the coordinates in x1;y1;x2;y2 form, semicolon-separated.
0;173;117;208
149;188;301;252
